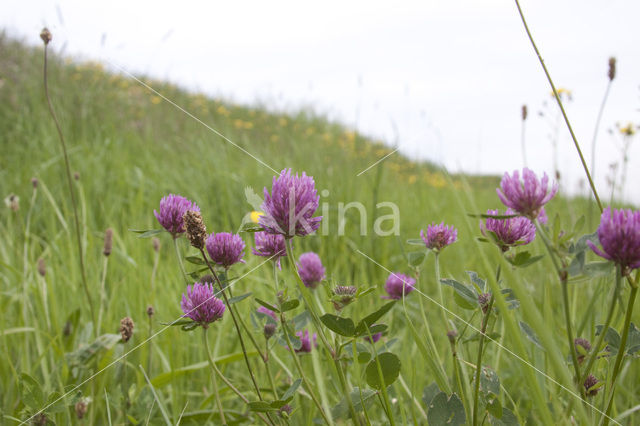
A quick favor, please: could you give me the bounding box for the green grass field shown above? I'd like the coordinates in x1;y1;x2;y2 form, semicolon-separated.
1;33;638;425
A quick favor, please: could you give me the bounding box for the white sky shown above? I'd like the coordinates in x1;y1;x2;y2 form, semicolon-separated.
3;0;639;203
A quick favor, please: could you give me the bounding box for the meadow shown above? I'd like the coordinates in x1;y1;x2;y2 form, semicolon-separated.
0;26;638;426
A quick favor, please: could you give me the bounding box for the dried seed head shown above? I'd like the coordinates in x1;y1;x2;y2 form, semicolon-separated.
446;329;458;344
264;323;276;339
584;374;600;397
40;28;52;45
200;274;215;284
183;210;207;249
119;317;134;342
521;105;528;121
608;57;616;81
103;228;113;257
75;400;88;419
37;258;46;277
152;237;160;252
146;305;155;317
31;177;38;188
73;172;80;181
4;194;19;212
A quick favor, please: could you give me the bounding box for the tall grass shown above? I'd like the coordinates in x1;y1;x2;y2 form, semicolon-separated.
0;30;637;425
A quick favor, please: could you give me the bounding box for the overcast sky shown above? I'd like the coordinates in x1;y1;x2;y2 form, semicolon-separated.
3;0;639;203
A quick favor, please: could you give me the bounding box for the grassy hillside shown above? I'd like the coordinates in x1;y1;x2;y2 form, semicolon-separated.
1;32;632;426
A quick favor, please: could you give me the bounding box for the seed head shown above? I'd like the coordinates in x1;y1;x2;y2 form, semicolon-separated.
584;374;600;397
103;228;113;257
119;317;134;343
73;172;80;181
608;57;616;81
478;293;492;314
75;400;88;419
37;258;46;277
40;28;52;45
146;305;155;317
521;105;528;121
264;323;277;339
5;194;19;212
152;237;160;252
574;337;592;363
31;177;38;188
183;210;207;250
447;329;458;344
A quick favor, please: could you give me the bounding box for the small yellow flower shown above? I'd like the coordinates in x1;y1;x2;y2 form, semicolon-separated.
618;122;636;136
552;88;572;100
408;175;417;184
250;211;264;223
151;96;162;105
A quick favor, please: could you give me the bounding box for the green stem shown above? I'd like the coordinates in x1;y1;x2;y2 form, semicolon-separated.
173;237;189;285
602;284;638;426
204;329;227;425
334;348;360;425
434;253;449;330
97;256;109;335
42;41;95;324
578;270;619;386
279;310;331;425
198;249;265;402
513;0;603;213
367;326;395;426
473;295;495;426
535;220;581;391
449;336;469;421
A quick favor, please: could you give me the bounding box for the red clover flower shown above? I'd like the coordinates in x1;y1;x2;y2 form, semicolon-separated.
154;194;199;238
480;208;536;252
252;231;287;268
384;272;415;300
181;282;226;327
294;329;317;353
297;252;326;289
421;222;457;252
497;168;558;220
205;232;246;268
587;207;640;276
260;168;322;238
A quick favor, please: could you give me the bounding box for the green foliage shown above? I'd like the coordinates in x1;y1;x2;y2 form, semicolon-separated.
365;352;401;390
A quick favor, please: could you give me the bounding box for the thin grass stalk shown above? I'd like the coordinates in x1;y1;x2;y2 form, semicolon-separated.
97;256;109;335
472;295;495;426
173;238;189;285
365;326;395;426
578;269;619;387
602;281;638;426
513;0;603;213
203;329;226;425
42;34;95;323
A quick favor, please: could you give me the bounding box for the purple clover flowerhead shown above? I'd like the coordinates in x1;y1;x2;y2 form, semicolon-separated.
384;272;416;300
259;168;322;238
252;231;286;268
181;282;226;327
587;207;640;276
297;252;326;289
420;222;458;252
294;329;317;353
205;232;246;268
497;168;558;220
257;306;278;320
154;194;199;238
480;208;536;252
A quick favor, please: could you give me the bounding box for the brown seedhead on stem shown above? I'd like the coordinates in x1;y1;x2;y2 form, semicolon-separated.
152;237;160;252
75;400;88;419
119;317;134;342
146;305;155;317
183;210;207;249
40;28;52;45
521;104;528;121
37;258;46;277
31;177;38;188
608;57;616;81
103;228;113;257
